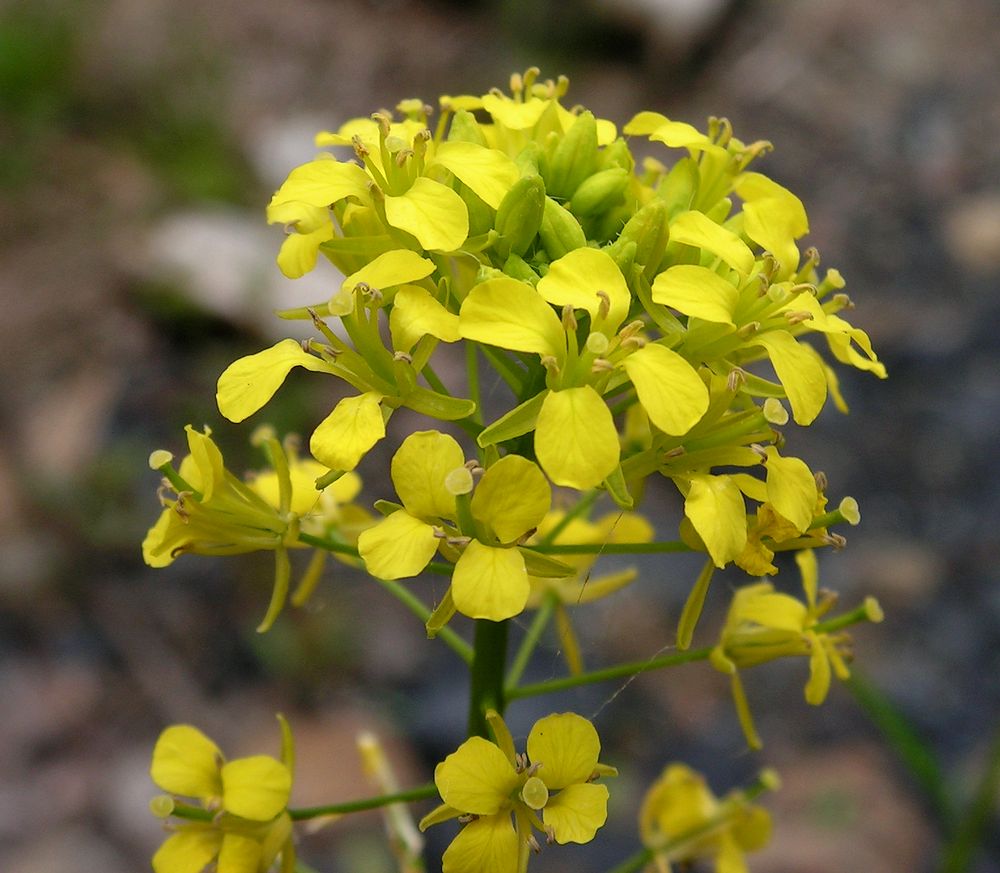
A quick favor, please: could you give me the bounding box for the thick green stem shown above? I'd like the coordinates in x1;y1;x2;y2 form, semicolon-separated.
468;619;508;737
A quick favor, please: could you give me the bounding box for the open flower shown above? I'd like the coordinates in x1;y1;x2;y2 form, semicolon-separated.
149;723;294;873
460;248;709;490
639;763;773;873
357;430;562;621
420;711;615;873
710;549;884;748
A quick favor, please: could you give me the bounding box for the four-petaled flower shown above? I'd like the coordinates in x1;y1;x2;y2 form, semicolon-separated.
421;711;615;873
357;430;559;621
639;763;772;873
149;723;294;873
710;548;883;748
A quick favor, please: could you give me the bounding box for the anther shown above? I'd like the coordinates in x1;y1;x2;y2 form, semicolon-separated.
446;535;472;547
351;134;369;158
393;351;413;363
595;289;611;321
663;446;686;459
814;470;828;492
750;443;768;461
823;533;847;549
832;292;854;309
395;148;414;167
619;319;645;340
540;355;560;374
783;310;814;325
727;368;747;392
527;834;542;854
591;358;614;373
371;112;391;136
620;335;646;351
561;304;577;332
737;321;760;338
458;813;478;824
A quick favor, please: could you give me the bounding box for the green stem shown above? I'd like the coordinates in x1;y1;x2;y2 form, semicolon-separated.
373;577;473;665
290;783;439;820
505;591;558;691
530;541;690;555
508;647;714;700
508;607;878;701
468;619;508;737
466;342;483;426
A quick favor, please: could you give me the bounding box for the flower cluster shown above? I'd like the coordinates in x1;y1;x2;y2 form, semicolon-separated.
141;69;888;873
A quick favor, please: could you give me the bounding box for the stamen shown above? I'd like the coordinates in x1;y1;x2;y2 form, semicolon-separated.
737;321;760;338
596;289;611;321
783;310;814;325
393;351;413;364
663;446;686;459
591;358;614;373
446;535;472;547
561;304;577;332
814;470;829;492
727;367;747;391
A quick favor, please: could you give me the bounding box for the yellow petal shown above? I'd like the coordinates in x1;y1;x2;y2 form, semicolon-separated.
221;756;291;820
153;830;221;873
536;248;631;333
275;220;335;279
435;737;519;815
441;813;519;873
795;548;819;608
650;265;739;325
481;93;549;130
764;447;817;533
804;632;832;705
143;508;183;568
389;284;461;352
527;713;600;790
340;249;435;297
751;332;827;425
391;430;464;520
217;833;262;873
535;387;619;490
151;725;223;799
432;141;520;209
452;542;529;621
459;277;564;359
309;392;385;471
268;158;371;209
357;511;439;580
716;833;751;873
736;591;808;632
385;177;468;251
217;340;336;423
543;782;609;845
683;474;747;568
471;455;551;543
623;344;708;436
735;172;809;277
184;426;225;501
670;211;755;276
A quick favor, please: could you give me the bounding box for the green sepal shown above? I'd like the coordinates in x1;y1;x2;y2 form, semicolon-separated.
276;302;332;320
600;137;634;173
610;198;669;277
518;547;575;578
477;390;548;448
514;141;542;177
403;385;477;420
604;464;634;509
459;182;496;238
315;468;347;489
494;174;546;259
426;587;457;638
374;499;404;517
418;803;460;832
676;558;715;650
732;369;787;398
633;270;685;338
502;253;541;284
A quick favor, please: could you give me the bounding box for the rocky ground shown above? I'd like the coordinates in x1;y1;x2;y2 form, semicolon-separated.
1;0;999;871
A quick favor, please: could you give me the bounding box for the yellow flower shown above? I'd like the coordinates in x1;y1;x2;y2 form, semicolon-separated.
149;723;294;873
357;431;556;621
420;711;614;873
710;549;883;748
639;764;772;873
460;250;708;490
269;103;518;276
143;426;365;631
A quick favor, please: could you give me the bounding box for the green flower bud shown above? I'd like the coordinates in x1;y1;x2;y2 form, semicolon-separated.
502;253;541;284
494;174;546;258
539;196;587;259
608;198;669;277
546;110;599;199
569;166;630;217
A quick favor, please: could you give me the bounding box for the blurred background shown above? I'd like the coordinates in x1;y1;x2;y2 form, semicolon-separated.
2;0;999;870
